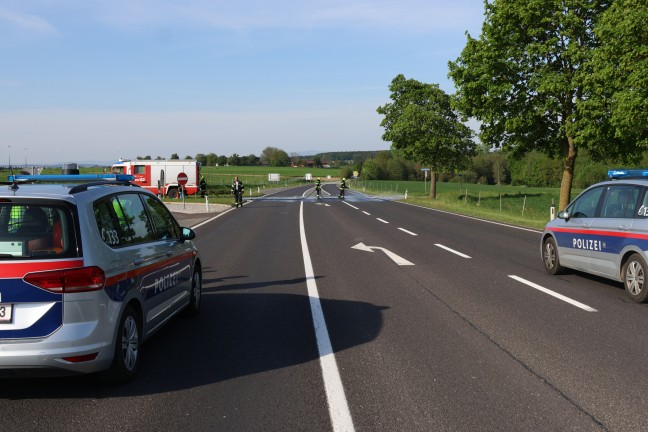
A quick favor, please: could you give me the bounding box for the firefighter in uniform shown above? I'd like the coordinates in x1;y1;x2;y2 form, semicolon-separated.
339;177;348;199
232;176;244;208
199;175;207;198
315;177;321;199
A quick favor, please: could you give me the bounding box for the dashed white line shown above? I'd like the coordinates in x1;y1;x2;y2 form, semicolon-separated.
300;202;355;432
362;211;371;216
434;244;471;258
376;218;389;224
398;228;418;236
509;275;598;312
342;201;359;210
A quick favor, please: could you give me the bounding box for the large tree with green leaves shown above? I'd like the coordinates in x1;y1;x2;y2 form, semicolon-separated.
377;74;475;198
579;0;648;161
448;0;610;210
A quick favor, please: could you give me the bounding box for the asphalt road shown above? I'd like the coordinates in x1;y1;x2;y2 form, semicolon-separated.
3;185;648;431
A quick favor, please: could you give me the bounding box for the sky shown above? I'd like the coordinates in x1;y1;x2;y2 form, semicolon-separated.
0;0;485;165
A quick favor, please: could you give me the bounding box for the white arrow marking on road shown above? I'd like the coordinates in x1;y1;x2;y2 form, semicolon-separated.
351;242;414;266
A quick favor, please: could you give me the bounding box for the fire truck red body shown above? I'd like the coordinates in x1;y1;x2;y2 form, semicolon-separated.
111;159;201;198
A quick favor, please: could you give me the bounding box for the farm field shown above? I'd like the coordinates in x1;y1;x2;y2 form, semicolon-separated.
10;165;575;230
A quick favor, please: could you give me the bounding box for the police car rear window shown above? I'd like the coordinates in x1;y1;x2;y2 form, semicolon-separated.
0;204;74;259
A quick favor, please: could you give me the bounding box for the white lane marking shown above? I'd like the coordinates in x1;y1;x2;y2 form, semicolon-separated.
325;204;331;207
434;243;471;259
362;211;371;216
342;201;359;210
398;228;418;236
351;242;415;266
509;275;598;312
191;207;236;229
376;218;389;224
300;202;355;432
397;201;540;234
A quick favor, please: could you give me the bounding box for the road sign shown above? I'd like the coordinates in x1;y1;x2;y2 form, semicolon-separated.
177;172;188;186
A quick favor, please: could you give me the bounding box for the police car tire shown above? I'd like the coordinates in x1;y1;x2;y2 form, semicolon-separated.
543;237;566;275
185;267;202;316
623;254;648;303
100;305;141;384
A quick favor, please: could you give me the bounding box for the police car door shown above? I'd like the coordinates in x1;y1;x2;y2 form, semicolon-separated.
589;185;641;278
556;186;605;271
110;193;180;335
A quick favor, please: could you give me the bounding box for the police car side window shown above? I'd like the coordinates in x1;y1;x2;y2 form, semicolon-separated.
142;195;181;240
569;187;604;218
115;194;155;244
638;188;648;218
94;197;127;247
601;185;640;219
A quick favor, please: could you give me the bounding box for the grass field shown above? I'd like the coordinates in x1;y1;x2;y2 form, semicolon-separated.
16;165;573;230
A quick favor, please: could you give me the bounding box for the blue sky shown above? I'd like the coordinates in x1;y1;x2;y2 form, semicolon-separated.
0;0;485;165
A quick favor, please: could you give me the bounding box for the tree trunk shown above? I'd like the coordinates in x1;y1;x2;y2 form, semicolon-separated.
430;171;437;199
559;137;577;210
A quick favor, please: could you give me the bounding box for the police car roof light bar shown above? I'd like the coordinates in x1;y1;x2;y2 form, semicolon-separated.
8;174;136;182
608;169;648;180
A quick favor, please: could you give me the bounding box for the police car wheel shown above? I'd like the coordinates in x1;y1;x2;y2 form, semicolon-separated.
543;237;565;275
100;305;141;383
623;254;648;303
186;267;202;316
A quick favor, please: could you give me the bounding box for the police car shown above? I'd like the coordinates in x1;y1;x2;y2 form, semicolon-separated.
542;169;648;302
0;174;201;382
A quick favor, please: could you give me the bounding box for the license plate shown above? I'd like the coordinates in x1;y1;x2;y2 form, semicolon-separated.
0;304;13;323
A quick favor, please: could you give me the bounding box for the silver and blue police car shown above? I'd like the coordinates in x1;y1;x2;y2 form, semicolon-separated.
0;174;201;382
542;169;648;303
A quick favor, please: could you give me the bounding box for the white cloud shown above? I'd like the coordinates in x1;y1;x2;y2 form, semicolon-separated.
9;0;482;34
0;7;58;34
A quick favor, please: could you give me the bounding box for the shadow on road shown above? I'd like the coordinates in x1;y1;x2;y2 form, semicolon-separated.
1;280;386;398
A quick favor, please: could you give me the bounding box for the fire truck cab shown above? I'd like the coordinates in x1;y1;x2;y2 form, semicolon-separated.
111;159;201;198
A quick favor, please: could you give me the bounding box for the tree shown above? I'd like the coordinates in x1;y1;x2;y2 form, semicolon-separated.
579;0;648;162
206;153;218;166
261;146;290;167
449;0;610;210
195;153;207;166
377;74;475;198
170;153;179;160
217;156;227;166
227;154;240;166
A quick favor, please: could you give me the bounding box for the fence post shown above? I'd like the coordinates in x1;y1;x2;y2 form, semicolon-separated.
522;195;527;215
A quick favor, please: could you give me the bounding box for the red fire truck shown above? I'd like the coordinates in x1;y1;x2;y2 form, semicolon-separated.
111;159;201;198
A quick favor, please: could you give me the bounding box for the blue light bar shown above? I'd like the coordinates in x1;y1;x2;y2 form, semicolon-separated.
8;174;135;182
607;169;648;180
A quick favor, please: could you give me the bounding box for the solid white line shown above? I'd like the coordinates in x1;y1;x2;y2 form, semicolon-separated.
508;275;598;312
300;202;355;432
342;201;359;210
376;218;389;224
191;207;237;229
398;228;418;236
362;211;371;216
434;243;471;259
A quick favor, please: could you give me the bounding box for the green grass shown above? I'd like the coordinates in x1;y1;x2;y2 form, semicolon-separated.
354;179;574;230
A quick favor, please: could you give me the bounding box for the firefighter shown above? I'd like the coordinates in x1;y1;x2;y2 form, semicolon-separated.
339;177;348;199
315;177;321;199
231;176;244;208
199;175;207;198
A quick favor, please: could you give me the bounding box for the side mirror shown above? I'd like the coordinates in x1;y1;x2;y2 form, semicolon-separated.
182;227;196;241
557;210;570;220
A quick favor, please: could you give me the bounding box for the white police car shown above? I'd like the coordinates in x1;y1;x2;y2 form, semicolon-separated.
542;169;648;302
0;174;201;382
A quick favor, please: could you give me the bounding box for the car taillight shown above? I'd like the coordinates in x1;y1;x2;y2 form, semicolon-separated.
24;266;106;293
